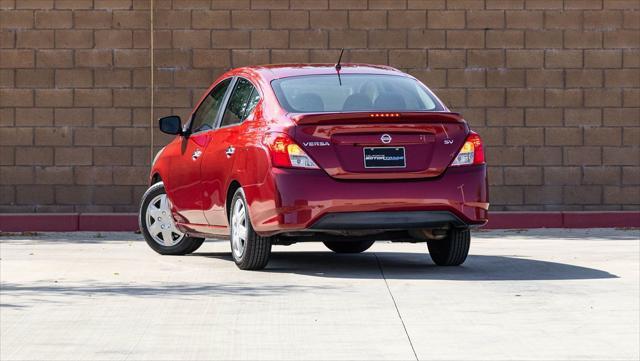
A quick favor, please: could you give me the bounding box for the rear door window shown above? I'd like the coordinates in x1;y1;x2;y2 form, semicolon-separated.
219;78;260;128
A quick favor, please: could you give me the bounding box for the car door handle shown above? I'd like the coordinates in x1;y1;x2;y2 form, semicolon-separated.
225;146;235;157
192;149;202;160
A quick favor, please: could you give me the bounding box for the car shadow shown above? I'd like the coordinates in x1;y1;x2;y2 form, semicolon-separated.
193;251;618;281
0;281;331;302
0;232;142;244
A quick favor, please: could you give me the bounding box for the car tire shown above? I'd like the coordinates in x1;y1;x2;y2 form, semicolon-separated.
229;188;271;270
139;182;205;255
323;240;375;254
427;228;470;266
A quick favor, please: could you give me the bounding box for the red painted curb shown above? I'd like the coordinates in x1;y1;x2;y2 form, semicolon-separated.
79;213;139;232
0;213;79;232
562;211;640;228
484;211;640;229
0;212;638;232
483;212;564;229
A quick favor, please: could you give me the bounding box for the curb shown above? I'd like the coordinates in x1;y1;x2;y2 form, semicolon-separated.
482;211;640;229
0;213;139;232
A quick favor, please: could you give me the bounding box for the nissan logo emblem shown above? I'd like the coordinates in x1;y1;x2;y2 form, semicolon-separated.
380;134;392;144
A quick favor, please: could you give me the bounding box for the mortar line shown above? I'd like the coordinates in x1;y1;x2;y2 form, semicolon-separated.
374;253;419;361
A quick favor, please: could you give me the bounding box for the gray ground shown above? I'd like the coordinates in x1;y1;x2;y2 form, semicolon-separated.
1;229;639;360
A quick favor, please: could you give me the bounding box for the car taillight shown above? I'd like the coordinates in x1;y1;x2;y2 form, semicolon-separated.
451;132;485;166
263;132;319;169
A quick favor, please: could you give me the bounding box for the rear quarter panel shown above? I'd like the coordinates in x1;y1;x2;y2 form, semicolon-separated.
230;105;281;230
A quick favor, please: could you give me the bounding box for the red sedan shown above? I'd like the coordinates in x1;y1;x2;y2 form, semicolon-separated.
139;63;488;270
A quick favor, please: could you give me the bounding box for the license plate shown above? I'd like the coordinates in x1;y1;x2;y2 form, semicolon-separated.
363;147;406;168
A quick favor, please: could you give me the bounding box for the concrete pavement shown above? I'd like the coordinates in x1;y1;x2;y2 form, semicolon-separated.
1;229;639;360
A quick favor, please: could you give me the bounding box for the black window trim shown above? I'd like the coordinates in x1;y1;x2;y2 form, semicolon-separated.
214;76;262;130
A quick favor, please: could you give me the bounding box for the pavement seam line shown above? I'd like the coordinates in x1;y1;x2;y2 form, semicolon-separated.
374;253;419;361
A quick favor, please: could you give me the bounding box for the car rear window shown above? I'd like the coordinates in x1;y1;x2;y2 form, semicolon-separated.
271;74;444;113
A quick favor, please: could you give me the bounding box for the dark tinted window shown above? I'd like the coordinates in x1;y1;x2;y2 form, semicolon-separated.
220;78;260;128
271;74;443;113
190;78;231;133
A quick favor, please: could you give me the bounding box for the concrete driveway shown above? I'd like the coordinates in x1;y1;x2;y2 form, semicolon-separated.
1;229;638;360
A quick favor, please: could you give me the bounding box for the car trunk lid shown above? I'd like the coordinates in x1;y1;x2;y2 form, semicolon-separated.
291;112;469;180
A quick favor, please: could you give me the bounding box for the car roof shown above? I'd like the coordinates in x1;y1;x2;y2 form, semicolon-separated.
234;63;406;82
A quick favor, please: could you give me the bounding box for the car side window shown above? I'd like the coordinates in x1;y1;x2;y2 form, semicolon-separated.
219;78;260;128
190;78;232;133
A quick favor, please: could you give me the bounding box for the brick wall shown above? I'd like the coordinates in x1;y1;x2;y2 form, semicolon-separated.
0;0;638;213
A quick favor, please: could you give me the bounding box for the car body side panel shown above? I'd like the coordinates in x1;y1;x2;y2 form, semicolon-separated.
201;127;238;227
151;134;210;225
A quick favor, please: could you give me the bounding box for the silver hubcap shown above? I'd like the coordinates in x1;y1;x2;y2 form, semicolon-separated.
146;194;184;247
231;198;248;259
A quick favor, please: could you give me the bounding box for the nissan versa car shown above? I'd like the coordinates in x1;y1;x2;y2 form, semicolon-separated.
139;63;488;270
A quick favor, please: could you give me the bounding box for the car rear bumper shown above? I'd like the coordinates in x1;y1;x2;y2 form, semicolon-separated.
244;164;488;236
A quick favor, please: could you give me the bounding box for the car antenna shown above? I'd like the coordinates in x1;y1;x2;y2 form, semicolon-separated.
335;48;344;86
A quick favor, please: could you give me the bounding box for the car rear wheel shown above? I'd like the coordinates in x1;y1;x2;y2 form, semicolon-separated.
323;240;375;253
229;188;271;270
427;228;470;266
139;182;204;255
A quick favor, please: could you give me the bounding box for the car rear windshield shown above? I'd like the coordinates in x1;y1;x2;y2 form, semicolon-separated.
271;74;444;113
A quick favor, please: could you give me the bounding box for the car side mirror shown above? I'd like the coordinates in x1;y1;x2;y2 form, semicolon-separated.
159;115;183;135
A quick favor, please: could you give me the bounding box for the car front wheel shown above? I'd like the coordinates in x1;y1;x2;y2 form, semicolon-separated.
427;228;470;266
139;182;204;255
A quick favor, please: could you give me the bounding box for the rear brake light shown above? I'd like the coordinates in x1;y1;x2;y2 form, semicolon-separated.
369;113;400;118
263;133;319;169
451;132;484;166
